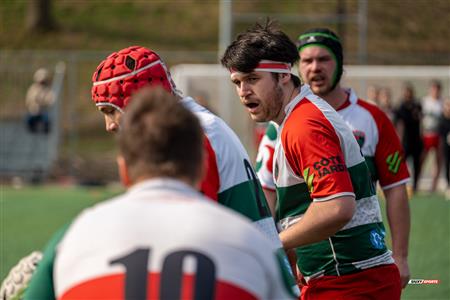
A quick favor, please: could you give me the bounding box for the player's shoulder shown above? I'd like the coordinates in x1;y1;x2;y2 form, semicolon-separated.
67;193;127;227
356;98;382;113
356;98;392;124
174;197;275;250
286;95;339;137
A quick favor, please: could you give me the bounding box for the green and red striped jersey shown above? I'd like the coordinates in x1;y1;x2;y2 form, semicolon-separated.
273;86;394;280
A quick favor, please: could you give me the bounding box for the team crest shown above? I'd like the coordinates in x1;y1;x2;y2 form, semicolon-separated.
369;229;385;250
353;130;366;148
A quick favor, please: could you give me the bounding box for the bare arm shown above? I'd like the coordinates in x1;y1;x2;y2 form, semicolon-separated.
384;184;410;288
262;188;277;218
279;196;356;249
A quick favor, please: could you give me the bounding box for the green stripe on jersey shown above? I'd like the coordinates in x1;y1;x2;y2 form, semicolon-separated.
218;180;271;222
295;222;389;277
275;183;311;221
347;161;376;200
25;223;71;299
275;161;376;221
364;156;379;183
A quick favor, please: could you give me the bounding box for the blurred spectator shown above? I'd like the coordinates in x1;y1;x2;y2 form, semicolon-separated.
422;79;443;192
378;87;395;121
394;83;423;192
438;99;450;199
366;84;379;105
25;68;54;134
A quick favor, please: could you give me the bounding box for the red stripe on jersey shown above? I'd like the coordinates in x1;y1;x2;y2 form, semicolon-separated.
59;273;258;300
282;98;354;198
200;135;220;201
356;99;409;187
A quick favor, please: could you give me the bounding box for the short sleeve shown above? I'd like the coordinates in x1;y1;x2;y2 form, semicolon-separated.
282;116;354;201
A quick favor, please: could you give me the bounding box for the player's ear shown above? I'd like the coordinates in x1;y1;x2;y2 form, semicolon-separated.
117;155;131;187
279;73;291;84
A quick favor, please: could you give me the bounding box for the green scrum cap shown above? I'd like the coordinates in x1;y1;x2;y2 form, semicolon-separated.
297;28;343;90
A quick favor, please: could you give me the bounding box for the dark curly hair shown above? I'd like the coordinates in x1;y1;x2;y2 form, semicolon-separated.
221;19;300;86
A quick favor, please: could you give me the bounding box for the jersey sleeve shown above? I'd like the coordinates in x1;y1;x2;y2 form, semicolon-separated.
365;103;410;189
255;123;278;191
24;224;70;300
199;135;220;201
283;116;354;201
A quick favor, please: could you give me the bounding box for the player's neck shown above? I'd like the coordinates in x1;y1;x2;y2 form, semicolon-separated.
320;85;347;110
275;83;300;125
130;175;198;190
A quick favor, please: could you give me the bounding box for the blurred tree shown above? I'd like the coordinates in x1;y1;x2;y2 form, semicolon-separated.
26;0;57;33
336;0;346;49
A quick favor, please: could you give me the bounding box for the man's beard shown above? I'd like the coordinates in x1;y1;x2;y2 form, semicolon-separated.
302;73;334;97
311;81;334;97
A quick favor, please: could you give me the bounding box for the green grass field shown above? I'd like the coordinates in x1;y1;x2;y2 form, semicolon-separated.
1;185;449;299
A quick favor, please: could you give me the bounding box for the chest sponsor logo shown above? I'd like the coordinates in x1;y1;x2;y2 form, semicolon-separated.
312;155;346;178
386;151;402;174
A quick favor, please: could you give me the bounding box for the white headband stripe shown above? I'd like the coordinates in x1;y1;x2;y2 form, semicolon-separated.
258;60;291;68
95;102;124;113
230;60;292;74
93;60;162;86
253;68;291;73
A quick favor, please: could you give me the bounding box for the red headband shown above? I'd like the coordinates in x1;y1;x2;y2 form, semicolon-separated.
230;60;291;74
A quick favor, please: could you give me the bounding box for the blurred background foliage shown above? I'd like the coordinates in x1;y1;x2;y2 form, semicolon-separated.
1;0;449;63
0;0;449;184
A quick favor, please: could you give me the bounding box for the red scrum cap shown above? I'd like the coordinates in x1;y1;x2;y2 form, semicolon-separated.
91;46;180;112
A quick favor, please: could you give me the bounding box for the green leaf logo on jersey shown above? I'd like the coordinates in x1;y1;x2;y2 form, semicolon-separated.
303;167;315;193
386;151;402;174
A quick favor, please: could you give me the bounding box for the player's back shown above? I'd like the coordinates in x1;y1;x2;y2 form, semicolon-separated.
52;179;293;300
181;96;259;200
181;96;278;233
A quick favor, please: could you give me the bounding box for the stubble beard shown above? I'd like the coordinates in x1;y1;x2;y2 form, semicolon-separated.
303;72;334;98
311;81;334;98
264;85;284;123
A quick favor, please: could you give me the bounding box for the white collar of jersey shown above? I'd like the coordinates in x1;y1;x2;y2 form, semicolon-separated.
179;96;196;108
127;178;203;199
283;84;314;117
346;88;358;105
